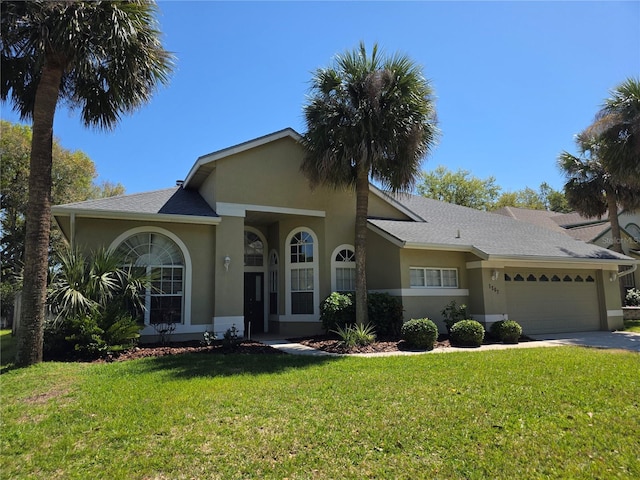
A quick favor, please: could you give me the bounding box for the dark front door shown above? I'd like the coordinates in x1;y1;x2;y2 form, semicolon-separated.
244;272;264;336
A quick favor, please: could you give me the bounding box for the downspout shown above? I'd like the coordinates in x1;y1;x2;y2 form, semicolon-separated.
616;263;638;280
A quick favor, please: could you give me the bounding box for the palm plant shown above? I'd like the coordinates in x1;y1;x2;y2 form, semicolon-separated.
558;132;640;253
301;42;438;325
585;78;640;186
46;246;150;355
1;1;173;366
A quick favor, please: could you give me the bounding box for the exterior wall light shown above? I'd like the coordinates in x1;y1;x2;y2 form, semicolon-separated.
610;272;618;282
224;255;231;272
491;269;500;281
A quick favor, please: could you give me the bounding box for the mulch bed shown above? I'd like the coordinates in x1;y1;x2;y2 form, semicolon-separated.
291;334;453;354
97;340;285;363
92;334;536;363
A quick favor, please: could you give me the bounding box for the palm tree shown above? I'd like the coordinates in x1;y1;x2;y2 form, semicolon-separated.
301;43;438;325
558;132;640;254
585;78;640;186
1;1;173;366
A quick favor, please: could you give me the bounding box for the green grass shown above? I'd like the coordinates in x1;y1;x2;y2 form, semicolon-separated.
1;329;17;372
1;344;639;479
624;318;640;333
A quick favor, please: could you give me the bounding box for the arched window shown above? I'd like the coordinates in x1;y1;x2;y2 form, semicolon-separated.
331;245;355;292
287;229;317;315
244;230;264;266
116;232;185;325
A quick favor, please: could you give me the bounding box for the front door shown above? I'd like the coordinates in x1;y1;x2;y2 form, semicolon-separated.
244;272;264;336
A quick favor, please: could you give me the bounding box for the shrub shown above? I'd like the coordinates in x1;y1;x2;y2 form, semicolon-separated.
320;292;403;336
497;320;522;344
626;288;640;307
367;292;403;336
332;323;376;348
44;315;107;361
400;318;438;350
489;320;506;341
449;319;485;347
320;292;355;333
441;300;469;333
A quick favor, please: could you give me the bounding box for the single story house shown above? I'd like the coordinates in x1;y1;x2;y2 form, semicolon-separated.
52;128;636;341
494;206;640;297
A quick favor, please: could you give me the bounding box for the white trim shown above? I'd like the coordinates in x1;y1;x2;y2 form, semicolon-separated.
216;202;325;218
467;260;632;270
331;244;355;292
607;310;623;317
371;288;469;297
108;226;193;326
52;207;221;225
285;227;319;316
410;266;459;288
141;323;211;336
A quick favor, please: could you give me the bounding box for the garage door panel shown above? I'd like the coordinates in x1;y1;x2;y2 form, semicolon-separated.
505;270;600;334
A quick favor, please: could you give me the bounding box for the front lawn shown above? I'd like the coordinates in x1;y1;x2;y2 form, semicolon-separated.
624;318;640;333
2;346;639;479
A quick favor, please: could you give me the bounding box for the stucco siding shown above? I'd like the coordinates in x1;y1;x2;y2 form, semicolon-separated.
74;217;216;327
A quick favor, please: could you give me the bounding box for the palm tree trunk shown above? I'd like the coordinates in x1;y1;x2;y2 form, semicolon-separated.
15;58;63;367
354;159;369;326
605;187;623;254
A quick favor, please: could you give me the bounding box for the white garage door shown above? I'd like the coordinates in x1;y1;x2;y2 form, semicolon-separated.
505;270;601;335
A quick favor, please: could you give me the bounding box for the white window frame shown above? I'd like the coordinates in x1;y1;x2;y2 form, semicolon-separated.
285;227;319;317
331;244;356;292
109;226;192;327
410;267;459;288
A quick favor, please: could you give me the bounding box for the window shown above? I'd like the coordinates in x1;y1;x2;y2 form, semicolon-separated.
116;232;185;325
269;251;278;315
410;267;458;288
289;230;316;314
244;231;264;266
332;246;355;292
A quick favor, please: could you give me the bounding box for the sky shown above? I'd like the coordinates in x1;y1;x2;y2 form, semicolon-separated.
1;1;639;196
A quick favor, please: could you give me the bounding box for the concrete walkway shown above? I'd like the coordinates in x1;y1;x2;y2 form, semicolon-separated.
254;331;640;357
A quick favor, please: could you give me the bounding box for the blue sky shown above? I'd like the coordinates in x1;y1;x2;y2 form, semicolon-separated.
2;1;639;196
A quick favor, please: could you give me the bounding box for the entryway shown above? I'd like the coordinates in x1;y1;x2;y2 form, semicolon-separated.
244;272;264;336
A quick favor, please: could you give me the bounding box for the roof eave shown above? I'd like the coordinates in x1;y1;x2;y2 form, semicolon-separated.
52;207;221;226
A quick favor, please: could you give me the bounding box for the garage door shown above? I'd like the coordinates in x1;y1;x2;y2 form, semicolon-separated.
505;269;601;334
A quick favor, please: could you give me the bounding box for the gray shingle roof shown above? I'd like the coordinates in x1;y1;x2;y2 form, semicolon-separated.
53;187;218;220
371;193;631;262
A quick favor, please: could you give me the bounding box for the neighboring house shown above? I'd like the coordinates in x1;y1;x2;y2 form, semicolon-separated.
52;129;636;341
494;206;640;298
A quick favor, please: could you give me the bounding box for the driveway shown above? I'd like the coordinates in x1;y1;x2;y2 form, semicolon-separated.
529;331;640;352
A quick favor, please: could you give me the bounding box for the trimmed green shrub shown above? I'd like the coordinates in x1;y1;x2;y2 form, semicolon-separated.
367;292;404;336
441;300;469;333
320;292;403;336
497;320;522;344
44;315;107;361
320;292;355;333
449;319;485;347
489;320;506;341
401;318;438;350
